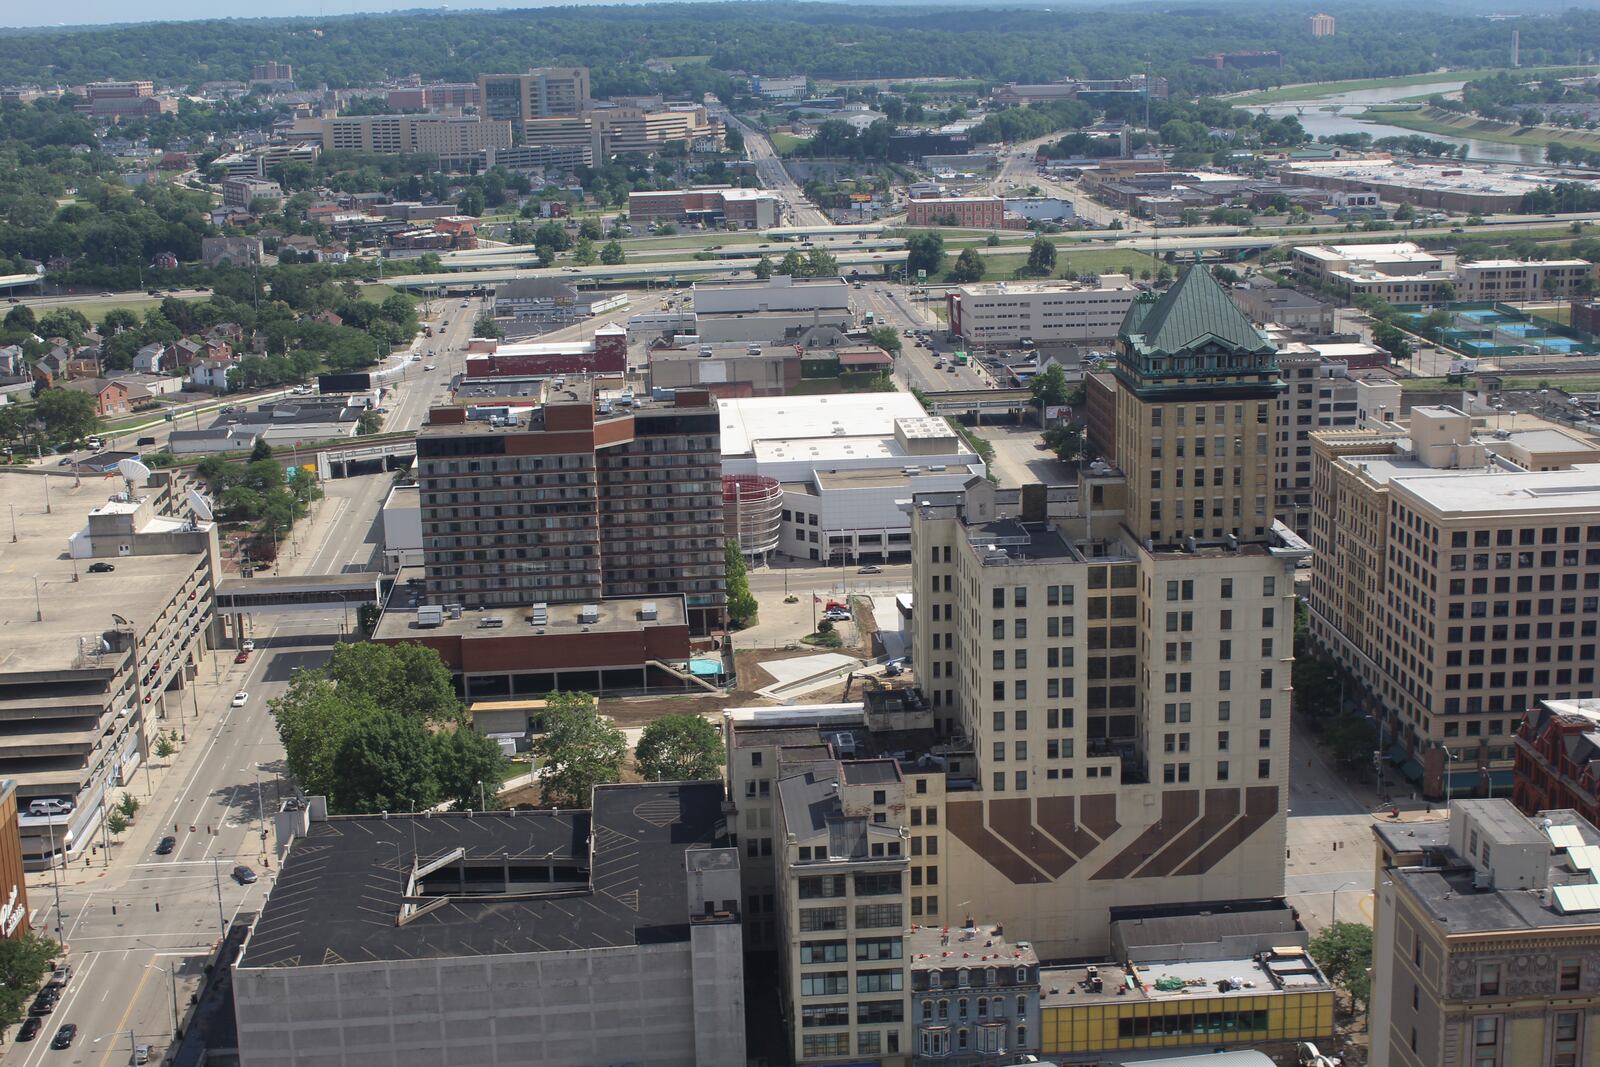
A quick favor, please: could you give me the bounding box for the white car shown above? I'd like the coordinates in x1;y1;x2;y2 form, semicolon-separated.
424;364;437;371
231;691;249;707
242;639;255;652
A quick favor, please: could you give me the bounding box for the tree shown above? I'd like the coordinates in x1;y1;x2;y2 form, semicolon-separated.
117;792;139;819
577;217;604;240
532;692;627;808
726;538;758;627
3;304;36;332
472;314;504;339
330;709;435;814
356;409;382;435
0;933;59;1029
534;221;571;252
250;438;274;462
868;325;902;356
99;307;139;336
947;246;987;283
1043;421;1084;462
1030;362;1070;409
634;714;725;782
155;733;176;759
1310;921;1373;1014
753;254;774;280
905;231;945;279
34;387;99;444
599;239;626;265
105;810;128;836
779;250;807;278
457;188;485;216
1026;237;1057;276
573;236;596;265
324;641;461;724
430;726;510;811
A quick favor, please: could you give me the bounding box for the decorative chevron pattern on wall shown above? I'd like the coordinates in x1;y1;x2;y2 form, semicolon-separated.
944;786;1279;885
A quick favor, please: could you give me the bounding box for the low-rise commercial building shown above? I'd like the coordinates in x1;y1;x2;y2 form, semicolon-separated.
1278;158;1590;214
946;276;1140;347
0;472;218;868
490;279;627;328
906;196;1004;229
717;393;982;563
1293;241;1594;303
521;103;720;158
210;398;363;445
80;81;175;121
629;187;779;229
1369;799;1600;1067
222;177;282;212
463;323;629;376
1231;286;1337;336
234;782;745;1067
1308;408;1600;797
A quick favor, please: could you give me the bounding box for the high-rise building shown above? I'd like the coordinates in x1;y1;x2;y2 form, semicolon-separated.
1308;407;1600;798
1113;265;1283;546
477;68;591;130
1272;347;1360;539
1369;799;1600;1067
250;61;294;85
414;384;725;633
320;114;512;167
1307;12;1336;36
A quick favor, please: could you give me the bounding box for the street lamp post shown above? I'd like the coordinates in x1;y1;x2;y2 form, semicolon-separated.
146;963;180;1037
1330;879;1360;927
46;810;65;947
1444;746;1462;806
478;779;487;812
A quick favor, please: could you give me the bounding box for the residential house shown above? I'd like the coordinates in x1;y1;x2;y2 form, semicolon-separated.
0;345;24;376
57;377;142;416
206;323;247;348
189;360;233;392
64;346;101;380
202;339;234;364
133;342;169;374
172;339;205;369
110;372;184;398
314;310;343;327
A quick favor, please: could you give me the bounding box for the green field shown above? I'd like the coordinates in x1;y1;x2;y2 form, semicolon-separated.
1231;66;1589;106
770;131;807;154
50;293;209;325
1357;106;1600;153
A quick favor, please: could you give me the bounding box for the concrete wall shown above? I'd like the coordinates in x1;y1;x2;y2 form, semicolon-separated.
235;940;717;1067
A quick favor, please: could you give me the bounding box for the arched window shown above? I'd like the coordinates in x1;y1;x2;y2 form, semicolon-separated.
938;998;949;1021
1016;1024;1028;1048
958;998;969;1020
929;970;941;989
958;1028;969;1051
1016;994;1027;1019
957;967;970;988
1016;966;1028;984
922;1000;933;1021
976;997;988;1018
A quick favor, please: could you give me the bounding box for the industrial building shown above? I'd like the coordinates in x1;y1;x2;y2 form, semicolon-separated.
1308;407;1600;797
629;275;858;345
1276;159;1597;214
1292;241;1595;304
717;393;982;563
233;782;745;1067
463;323;629;377
0;471;218;868
905;196;1004;229
946;276;1140;347
1369;800;1600;1067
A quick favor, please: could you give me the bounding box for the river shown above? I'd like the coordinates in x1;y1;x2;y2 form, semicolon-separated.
1241;79;1548;164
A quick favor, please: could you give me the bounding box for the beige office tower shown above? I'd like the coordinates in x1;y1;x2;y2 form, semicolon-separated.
1114;266;1284;547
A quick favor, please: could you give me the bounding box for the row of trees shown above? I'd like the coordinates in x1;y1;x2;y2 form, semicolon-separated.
268;640;726;814
196;441;322;542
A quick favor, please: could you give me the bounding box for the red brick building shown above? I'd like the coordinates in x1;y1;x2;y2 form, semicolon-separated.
463;324;629;378
1514;699;1600;825
905;195;1004;229
628;187;778;229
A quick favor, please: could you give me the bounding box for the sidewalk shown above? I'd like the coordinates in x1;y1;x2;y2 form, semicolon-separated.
35;646;248;893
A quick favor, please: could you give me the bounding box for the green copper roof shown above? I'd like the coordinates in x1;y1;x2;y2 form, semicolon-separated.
1119;265;1273;357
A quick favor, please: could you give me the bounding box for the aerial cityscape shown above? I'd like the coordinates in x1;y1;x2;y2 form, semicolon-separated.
6;2;1600;1065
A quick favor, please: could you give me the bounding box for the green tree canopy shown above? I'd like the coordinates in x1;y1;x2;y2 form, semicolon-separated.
330;708;435;814
0;932;60;1030
905;231;945;279
868;325;902;356
431;726;511;811
1310;921;1372;1014
1030;362;1070;409
532;691;627;808
1026;237;1057;276
726;538;758;627
599;239;626;265
325;641;462;724
34;387;100;444
634;714;725;782
947;246;987;283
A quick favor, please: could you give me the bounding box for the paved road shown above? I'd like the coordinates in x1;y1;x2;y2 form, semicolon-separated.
723;114;832;228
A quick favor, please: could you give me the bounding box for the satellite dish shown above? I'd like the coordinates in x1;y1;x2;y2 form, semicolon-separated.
117;458;152;485
187;488;214;522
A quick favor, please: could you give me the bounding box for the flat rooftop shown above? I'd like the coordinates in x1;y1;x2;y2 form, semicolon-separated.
966;519;1081;562
718;393;932;456
0;475;208;676
1280;159;1582;197
955;276;1137;296
1294;241;1438;265
908;922;1039;970
753;435;972;466
237;781;728;968
375;571;686;640
1395;462;1600;516
1040;947;1328;1008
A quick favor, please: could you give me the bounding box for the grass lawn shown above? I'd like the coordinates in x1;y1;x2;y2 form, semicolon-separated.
770;131;807;154
1232;66;1588;106
1497;375;1600;392
1355;106;1600;153
622;232;772;252
56;294;209;325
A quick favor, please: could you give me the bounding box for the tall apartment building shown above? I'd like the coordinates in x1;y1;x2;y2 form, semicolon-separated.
414;384;726;633
321;114;512;166
1307;12;1336;36
478;68;591;128
1369;799;1600;1067
1113;265;1283;546
80;81;175;120
945;276;1140;347
1308;407;1600;798
522;104;719;158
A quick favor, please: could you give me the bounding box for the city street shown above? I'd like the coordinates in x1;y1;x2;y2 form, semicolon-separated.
721;113;832;228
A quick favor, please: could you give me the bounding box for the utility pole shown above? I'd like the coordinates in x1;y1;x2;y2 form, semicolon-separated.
212;856;226;935
47;812;65;947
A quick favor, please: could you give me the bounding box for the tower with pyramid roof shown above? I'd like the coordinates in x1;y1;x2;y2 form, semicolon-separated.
1112;265;1283;546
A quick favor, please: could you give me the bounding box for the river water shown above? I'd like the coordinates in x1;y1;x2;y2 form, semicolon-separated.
1241;79;1547;164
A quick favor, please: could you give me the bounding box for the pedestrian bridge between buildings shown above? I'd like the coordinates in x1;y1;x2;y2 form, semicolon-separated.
920;387;1033;419
215;572;384;618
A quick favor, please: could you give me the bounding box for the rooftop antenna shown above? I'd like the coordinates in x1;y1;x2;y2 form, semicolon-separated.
116;457;151;501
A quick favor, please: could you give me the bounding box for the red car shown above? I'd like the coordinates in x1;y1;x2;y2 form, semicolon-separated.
234;650;250;664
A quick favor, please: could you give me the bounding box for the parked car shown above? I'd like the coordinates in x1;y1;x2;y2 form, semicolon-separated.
231;691;249;707
28;799;72;817
234;650;249;664
134;1045;152;1065
242;639;255;652
87;562;115;573
232;865;258;884
17;1017;41;1041
155;835;176;855
136;436;157;446
29;990;57;1016
50;1024;76;1050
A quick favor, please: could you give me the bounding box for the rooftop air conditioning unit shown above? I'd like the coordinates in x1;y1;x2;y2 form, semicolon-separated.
640;602;658;621
579;604;600;624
